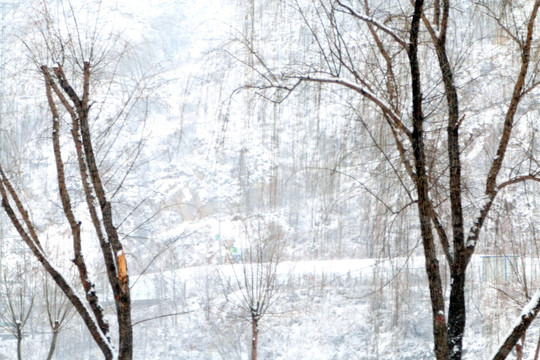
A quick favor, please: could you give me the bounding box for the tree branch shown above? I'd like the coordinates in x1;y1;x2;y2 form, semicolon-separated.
491;289;540;360
291;75;411;139
335;1;408;49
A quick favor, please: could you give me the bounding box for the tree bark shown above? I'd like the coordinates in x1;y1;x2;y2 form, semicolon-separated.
408;1;448;359
47;62;133;360
42;65;111;338
0;60;134;359
16;324;22;360
426;1;467;356
251;316;258;360
0;170;115;359
448;269;466;360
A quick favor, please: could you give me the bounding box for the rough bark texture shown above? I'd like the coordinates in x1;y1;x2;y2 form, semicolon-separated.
290;0;540;358
42;65;111;338
47;62;133;359
0;167;115;360
0;61;134;360
408;2;448;359
427;1;466;356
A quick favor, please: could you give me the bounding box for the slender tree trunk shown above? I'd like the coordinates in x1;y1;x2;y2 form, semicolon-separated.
16;325;22;360
46;322;60;360
46;331;59;360
408;1;448;359
432;4;467;358
251;316;258;360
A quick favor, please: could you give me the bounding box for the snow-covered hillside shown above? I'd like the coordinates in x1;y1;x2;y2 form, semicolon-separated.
1;0;540;359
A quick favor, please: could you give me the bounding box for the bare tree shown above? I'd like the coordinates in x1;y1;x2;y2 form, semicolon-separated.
232;0;540;359
0;1;148;359
223;215;284;360
42;271;75;360
0;252;37;360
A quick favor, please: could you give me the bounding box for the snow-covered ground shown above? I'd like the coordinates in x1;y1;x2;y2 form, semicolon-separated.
0;254;534;359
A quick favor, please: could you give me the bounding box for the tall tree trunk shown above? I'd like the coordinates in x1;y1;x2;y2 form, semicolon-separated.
46;62;133;360
408;1;448;359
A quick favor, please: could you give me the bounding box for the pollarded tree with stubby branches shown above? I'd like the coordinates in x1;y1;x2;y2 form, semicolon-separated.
42;268;75;360
222;215;285;360
0;252;38;360
233;0;540;359
0;1;149;359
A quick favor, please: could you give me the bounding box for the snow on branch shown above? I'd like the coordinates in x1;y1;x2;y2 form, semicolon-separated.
336;1;408;49
467;174;540;255
0;166;115;358
490;289;540;360
465;194;495;256
292;75;411;138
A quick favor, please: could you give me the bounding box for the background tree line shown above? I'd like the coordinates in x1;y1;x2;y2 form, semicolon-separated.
2;0;540;359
